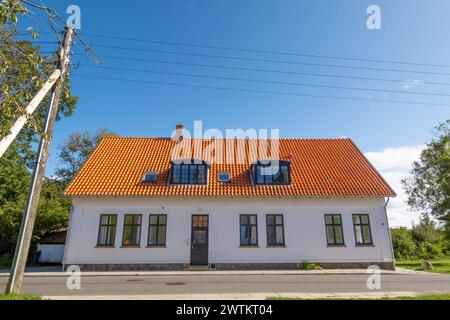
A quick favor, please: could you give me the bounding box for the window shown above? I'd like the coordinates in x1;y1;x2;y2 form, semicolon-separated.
240;215;258;246
122;214;142;246
170;161;208;185
251;161;291;185
142;172;157;183
217;171;231;182
97;214;117;247
325;214;345;245
266;215;285;246
353;214;373;245
148;214;167;246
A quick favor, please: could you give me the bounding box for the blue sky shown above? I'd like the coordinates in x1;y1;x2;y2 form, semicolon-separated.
17;1;450;226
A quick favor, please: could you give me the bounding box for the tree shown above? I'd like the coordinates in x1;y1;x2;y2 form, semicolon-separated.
0;2;78;262
402;120;450;233
412;216;443;244
56;129;117;183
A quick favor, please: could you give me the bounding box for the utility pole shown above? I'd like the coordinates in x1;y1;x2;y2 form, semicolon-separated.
0;69;61;158
5;27;73;294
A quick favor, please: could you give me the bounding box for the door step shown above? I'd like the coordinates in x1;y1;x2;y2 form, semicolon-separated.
189;265;210;271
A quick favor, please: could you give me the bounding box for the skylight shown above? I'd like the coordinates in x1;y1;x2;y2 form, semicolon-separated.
218;172;231;183
142;172;157;183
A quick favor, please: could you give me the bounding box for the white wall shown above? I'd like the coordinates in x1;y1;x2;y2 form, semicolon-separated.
37;244;65;264
63;196;393;265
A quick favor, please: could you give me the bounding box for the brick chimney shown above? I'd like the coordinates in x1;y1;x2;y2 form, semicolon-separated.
173;124;184;142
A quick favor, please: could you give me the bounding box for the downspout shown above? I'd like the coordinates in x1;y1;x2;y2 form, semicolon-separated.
61;202;74;271
384;197;396;269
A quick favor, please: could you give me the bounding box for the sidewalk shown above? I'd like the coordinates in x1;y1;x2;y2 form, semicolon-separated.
0;267;432;277
43;291;424;300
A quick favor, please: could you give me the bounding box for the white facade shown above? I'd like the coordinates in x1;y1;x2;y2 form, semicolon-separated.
63;196;394;268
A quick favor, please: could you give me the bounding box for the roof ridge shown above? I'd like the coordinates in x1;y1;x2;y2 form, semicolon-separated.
101;136;352;141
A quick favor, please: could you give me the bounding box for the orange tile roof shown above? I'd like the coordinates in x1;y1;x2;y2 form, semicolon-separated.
64;137;396;197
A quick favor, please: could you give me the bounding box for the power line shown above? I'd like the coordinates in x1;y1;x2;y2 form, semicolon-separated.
73;43;450;77
95;55;450;87
78;64;450;97
71;73;450;107
73;31;450;69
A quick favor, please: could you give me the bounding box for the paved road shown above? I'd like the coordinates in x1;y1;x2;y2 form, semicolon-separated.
1;273;450;296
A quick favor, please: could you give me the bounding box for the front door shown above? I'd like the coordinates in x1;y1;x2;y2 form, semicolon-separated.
190;215;209;266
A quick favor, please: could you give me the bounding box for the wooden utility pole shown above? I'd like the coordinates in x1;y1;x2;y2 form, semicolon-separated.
5;27;73;294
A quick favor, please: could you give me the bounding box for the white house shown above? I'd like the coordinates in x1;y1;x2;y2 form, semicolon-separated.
63;129;396;270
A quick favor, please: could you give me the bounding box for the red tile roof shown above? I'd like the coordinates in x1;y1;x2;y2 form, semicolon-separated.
64;137;396;197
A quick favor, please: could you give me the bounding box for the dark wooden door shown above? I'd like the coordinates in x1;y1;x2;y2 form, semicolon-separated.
190;215;209;266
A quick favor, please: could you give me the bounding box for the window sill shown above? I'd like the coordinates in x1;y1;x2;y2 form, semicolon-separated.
95;245;115;249
120;245;141;248
355;244;375;247
266;245;287;248
326;244;346;248
146;245;167;248
239;245;259;248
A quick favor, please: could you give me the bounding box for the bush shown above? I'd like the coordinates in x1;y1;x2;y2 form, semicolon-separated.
298;260;322;270
391;227;417;259
0;254;12;269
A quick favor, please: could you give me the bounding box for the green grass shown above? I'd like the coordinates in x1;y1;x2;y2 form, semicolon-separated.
268;294;450;300
0;293;41;300
396;258;450;275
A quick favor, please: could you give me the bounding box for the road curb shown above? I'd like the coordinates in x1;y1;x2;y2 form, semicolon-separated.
0;269;432;278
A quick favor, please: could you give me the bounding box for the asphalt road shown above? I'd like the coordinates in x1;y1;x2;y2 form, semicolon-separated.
1;273;450;296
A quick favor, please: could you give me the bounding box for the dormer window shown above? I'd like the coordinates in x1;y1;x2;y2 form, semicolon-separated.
142;172;157;183
218;172;231;183
251;160;291;186
170;160;208;185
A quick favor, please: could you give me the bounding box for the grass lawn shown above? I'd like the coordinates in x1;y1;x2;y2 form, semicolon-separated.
0;293;41;300
268;294;450;300
396;258;450;275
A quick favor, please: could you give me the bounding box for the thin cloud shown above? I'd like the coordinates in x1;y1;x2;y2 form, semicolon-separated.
403;79;424;90
365;145;425;228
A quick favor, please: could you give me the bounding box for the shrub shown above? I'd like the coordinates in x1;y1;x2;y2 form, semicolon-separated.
298;260;322;270
391;227;417;259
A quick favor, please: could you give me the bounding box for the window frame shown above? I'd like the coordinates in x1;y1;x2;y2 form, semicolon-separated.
266;214;286;246
96;214;117;247
239;214;258;247
324;214;345;246
169;161;208;185
217;171;231;183
352;214;373;246
251;160;291;186
147;214;167;247
121;214;142;247
142;171;157;183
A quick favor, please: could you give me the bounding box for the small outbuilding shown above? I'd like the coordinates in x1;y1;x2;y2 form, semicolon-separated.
37;228;67;264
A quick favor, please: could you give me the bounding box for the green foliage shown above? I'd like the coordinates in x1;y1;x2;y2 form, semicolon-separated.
391;227;417;259
0;253;13;269
402;120;450;231
0;28;78;167
0;293;41;300
391;217;449;260
0;1;27;26
298;260;322;270
56;128;117;184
